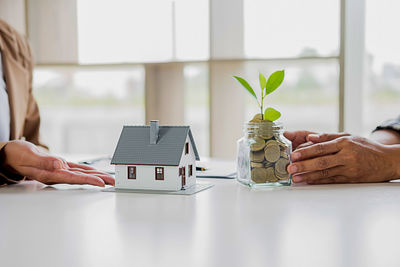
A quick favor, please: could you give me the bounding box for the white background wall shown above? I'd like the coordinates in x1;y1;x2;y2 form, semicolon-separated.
0;0;26;35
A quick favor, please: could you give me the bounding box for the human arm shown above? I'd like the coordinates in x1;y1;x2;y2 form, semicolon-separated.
284;116;400;184
0;140;114;187
287;135;400;184
284;131;350;150
283;131;316;150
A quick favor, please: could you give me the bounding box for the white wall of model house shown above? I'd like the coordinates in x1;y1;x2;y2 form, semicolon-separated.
115;164;180;190
114;134;197;191
178;135;197;188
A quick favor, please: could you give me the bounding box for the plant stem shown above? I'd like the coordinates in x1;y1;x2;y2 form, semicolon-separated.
256;99;261;114
260;91;264;120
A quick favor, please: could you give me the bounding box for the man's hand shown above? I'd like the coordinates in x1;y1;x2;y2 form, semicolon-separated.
2;140;114;187
287;135;400;184
284;131;350;150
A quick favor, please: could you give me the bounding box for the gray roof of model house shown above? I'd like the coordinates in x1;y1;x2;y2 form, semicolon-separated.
111;125;200;166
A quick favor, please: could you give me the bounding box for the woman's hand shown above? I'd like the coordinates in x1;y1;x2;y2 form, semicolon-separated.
287;135;400;184
2;140;114;187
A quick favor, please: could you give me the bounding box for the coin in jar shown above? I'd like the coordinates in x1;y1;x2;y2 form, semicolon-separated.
275;170;289;180
276;139;287;148
250;150;265;162
251;167;268;183
275;158;290;175
258;127;274;140
264;161;274;168
265;140;278;147
249;113;262;122
264;141;280;162
265;167;278;182
250;161;264;168
250;137;265;151
280;150;289;159
259;132;274;140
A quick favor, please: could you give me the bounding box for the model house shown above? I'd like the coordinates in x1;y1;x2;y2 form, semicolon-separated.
111;121;200;191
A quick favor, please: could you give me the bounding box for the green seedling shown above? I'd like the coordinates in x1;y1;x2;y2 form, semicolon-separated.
233;70;284;121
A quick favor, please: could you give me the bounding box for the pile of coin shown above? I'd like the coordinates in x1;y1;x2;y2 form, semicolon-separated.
249;114;291;184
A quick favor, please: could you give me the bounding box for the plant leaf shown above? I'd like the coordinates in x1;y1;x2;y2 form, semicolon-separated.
265;70;285;95
233;76;257;99
264;107;281;121
259;73;267;92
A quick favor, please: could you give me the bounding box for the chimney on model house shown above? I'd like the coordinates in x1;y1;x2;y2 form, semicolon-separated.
150;120;159;144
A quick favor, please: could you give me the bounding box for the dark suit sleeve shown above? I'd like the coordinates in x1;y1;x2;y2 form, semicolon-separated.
374;116;400;134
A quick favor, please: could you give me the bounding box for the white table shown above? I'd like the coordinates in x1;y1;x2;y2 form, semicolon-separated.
1;160;400;267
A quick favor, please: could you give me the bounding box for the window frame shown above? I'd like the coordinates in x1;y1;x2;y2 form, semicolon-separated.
185;142;189;154
127;166;136;179
189;165;193;176
155;167;165;180
32;0;362;157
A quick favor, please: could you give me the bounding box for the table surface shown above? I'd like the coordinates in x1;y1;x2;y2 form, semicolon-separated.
1;159;400;267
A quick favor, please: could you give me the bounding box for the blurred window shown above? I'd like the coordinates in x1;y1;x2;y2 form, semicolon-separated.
33;66;145;155
184;63;209;156
244;60;339;132
32;0;343;157
364;0;400;134
77;0;209;63
244;0;340;59
243;0;340;132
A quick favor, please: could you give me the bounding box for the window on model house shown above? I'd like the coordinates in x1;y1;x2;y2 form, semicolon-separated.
189;165;193;176
127;166;136;179
155;167;164;180
185;142;189;154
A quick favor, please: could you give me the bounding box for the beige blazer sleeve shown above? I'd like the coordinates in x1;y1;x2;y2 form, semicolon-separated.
0;19;47;185
21;36;48;151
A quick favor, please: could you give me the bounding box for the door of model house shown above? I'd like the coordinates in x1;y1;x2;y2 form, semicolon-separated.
181;166;186;188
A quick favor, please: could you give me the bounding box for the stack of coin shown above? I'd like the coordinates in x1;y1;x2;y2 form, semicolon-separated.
264;140;280;162
248;114;291;184
275;158;290;180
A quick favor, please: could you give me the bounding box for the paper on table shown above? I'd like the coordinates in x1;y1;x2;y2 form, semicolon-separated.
103;182;214;195
78;156;237;179
79;156;114;174
196;158;236;179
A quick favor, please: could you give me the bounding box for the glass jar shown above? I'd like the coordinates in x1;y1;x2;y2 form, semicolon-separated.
236;121;292;187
